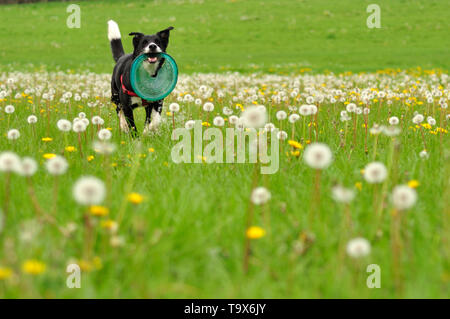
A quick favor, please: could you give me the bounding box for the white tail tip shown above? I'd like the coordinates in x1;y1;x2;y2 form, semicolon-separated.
107;20;121;41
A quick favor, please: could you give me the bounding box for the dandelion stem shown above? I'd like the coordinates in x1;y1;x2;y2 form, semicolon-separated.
243;162;260;273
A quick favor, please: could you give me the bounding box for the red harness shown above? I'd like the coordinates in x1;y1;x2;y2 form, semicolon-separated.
120;74;150;106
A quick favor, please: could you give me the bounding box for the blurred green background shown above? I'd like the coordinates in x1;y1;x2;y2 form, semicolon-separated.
0;0;449;73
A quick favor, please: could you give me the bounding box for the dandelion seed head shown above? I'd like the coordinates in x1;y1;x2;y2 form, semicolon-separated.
346;237;371;258
73;176;106;206
169;103;180;113
57;119;72;132
98;128;112;141
251;187;271;205
392;185;417;210
241;105;267;128
0;151;21;172
185;120;195;130
5;105;15;114
331;185;355;203
27;115;38;124
388;116;399;125
7;129;20;140
363;162;387;184
276;110;287;120
303;143;333;170
45;155;68;175
19;157;38;176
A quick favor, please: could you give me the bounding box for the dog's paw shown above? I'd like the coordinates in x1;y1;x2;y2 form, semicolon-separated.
143;110;162;135
118;110;130;133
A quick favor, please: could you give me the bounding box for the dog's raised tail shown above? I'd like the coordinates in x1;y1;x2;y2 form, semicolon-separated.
108;20;124;62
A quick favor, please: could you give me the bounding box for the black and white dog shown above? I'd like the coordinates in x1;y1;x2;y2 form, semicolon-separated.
107;20;174;135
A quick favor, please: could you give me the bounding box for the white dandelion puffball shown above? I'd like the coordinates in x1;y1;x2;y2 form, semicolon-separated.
169;103;180;113
203;102;214;112
303;143;333;170
276;110;287;120
19;157;38;176
276;130;288;140
427;117;436;126
73;120;87;133
332;185;355;203
241;105;267;128
229;115;239;125
0;151;21;172
392;185;417;210
57;119;72;132
419;150;429;159
73;176;106;205
264;123;276;132
27;115;38;124
7;129;20;140
251;187;271;205
309;104;318;115
222;107;233;116
346;237;371;258
45;156;68;175
185;120;195;130
299;104;311;116
98;128;112;141
363;162;387;184
288;113;300;123
5;105;15;114
389;116;399;125
91;116;104;125
213;116;225;127
412;114;424;124
81;118;90;127
78;112;86;119
346;103;357;113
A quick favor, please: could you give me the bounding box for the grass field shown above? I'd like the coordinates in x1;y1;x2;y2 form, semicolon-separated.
0;0;449;74
0;0;449;299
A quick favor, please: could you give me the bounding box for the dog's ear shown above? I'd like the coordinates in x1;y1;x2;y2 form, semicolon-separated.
157;27;174;48
129;32;144;49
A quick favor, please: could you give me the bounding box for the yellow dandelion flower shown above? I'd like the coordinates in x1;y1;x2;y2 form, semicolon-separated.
408;180;420;188
246;226;266;239
202;122;211;127
89;205;109;217
291;150;300;157
166;111;172;116
355;182;362;191
288;140;303;149
127;192;144;204
0;267;13;280
148;147;155;153
41;137;53;142
65;146;76;152
43;153;56;159
87;155;94;162
22;260;46;275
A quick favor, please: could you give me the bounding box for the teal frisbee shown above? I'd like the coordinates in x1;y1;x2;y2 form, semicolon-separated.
130;53;178;101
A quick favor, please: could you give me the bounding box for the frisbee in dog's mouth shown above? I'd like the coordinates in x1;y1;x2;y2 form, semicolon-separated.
146;56;158;64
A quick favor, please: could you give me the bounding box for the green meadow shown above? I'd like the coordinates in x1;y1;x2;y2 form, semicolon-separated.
0;0;449;73
0;0;448;299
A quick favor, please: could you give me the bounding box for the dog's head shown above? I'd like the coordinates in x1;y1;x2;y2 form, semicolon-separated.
129;27;174;63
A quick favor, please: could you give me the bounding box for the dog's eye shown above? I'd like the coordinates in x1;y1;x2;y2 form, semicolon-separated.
142;40;148;45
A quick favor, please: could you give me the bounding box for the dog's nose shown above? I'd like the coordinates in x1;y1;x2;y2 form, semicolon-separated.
149;44;157;51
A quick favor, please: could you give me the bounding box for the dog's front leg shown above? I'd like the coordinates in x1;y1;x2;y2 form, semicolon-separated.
121;107;138;136
143;102;163;135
